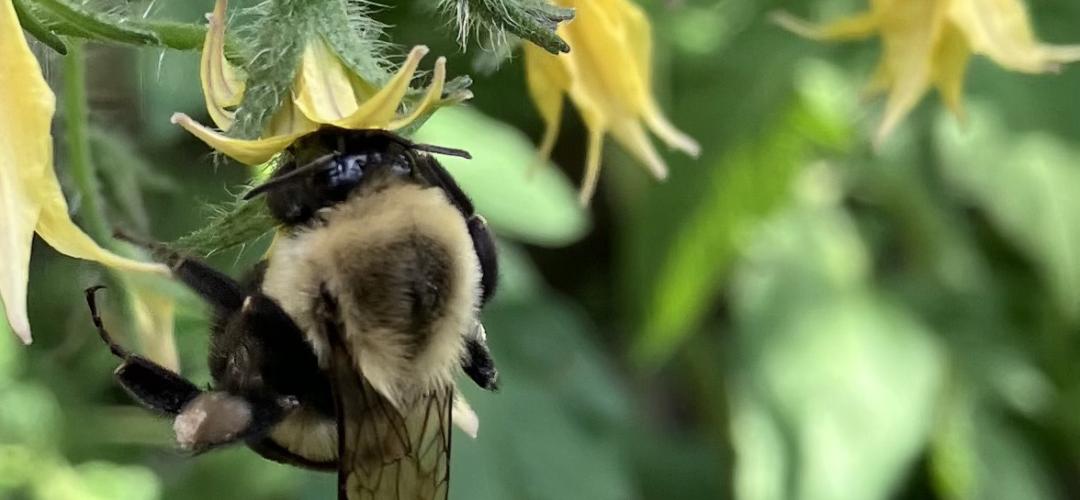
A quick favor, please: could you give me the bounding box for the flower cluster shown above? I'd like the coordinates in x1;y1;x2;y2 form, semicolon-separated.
174;0;467;166
524;0;700;203
774;0;1080;143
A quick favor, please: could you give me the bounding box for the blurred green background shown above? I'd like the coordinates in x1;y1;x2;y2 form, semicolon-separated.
6;0;1080;499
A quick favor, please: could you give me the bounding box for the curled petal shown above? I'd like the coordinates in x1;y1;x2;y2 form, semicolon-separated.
611;120;670;181
770;9;880;41
330;45;429;130
388;56;447;130
643;103;701;158
34;174;169;276
172;113;310;165
949;0;1080;73
201;0;245;131
293;37;362;124
524;44;570;159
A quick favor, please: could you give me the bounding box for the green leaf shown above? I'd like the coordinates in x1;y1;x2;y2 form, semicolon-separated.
13;0;67;54
414;106;590;247
931;391;1059;500
632;83;851;364
729;179;945;500
935;104;1080;320
453;296;634;500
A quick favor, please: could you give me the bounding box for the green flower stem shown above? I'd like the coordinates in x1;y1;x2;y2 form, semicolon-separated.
29;0;243;59
63;41;112;246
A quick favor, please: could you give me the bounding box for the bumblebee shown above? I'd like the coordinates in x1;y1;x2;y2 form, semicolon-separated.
87;127;499;500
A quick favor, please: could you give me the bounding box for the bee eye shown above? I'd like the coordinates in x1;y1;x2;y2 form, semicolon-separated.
316;154;366;201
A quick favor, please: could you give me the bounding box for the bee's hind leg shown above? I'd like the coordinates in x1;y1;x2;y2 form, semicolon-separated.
85;286;202;415
86;287;296;453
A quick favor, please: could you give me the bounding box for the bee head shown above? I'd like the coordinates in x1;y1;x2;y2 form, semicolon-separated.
245;127;470;226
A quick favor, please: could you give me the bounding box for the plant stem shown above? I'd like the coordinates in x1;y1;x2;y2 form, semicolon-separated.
62;41;111;245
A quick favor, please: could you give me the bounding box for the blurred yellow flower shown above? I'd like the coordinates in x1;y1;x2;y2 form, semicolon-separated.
773;0;1080;144
173;0;467;166
0;1;167;345
524;0;700;204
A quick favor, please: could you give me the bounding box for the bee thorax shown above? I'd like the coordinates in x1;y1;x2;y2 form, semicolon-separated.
262;183;482;407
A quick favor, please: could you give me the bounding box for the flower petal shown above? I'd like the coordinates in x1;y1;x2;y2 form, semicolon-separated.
265;98;317;138
874;0;947;144
34;173;169;276
611;119;669;181
200;0;245;131
387;56;447;130
949;0;1080;73
0;0;54;344
293;37;362;124
172;113;309;165
770;9;880;41
126;277;179;371
524;44;569;159
932;22;972;120
330;45;429;130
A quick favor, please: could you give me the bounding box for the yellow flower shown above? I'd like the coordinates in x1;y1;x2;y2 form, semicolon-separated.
0;1;168;345
773;0;1080;144
523;0;700;204
173;0;468;166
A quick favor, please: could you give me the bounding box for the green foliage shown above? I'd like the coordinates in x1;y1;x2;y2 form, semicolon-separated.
14;1;1080;500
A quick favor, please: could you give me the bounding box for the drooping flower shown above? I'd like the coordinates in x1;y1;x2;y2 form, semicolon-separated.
0;1;168;344
173;0;468;166
773;0;1080;144
523;0;700;204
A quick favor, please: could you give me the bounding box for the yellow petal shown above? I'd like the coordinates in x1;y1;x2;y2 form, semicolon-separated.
932;22;972;120
34;173;168;275
0;0;55;344
293;37;362;124
388;56;447;130
264;98;317;137
579;126;606;206
126;278;179;371
643;102;700;157
949;0;1080;73
523;44;569;158
770;9;880;41
611;119;669;180
874;0;947;144
330;45;429;130
172;112;309;165
574;94;609;204
200;0;246;131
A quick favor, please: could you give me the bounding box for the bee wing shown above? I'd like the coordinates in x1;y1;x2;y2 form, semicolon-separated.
328;340;452;500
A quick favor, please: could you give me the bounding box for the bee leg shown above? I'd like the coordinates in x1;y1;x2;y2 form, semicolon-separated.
85;286;202;415
462;323;498;391
114;232;246;312
174;390;298;454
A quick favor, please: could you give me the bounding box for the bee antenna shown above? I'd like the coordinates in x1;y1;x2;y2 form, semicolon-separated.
244;153;335;200
379;132;471;159
411;143;472;159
